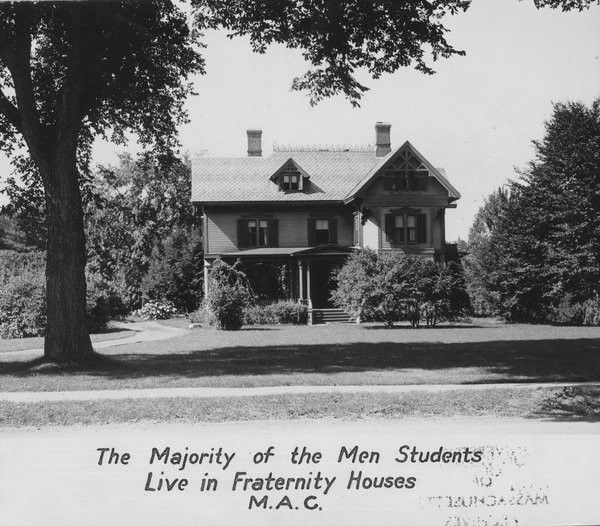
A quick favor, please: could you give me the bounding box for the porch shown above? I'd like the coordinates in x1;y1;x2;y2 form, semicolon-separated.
204;245;355;321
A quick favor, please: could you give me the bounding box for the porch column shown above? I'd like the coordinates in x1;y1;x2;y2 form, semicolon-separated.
203;260;210;298
306;259;311;301
298;260;304;300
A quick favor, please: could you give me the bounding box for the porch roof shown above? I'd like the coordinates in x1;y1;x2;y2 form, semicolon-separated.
211;244;355;258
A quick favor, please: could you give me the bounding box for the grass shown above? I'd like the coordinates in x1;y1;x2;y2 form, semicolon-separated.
0;385;569;428
0;328;134;353
1;321;600;392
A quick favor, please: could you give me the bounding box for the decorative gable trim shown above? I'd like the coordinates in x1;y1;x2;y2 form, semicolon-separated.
342;141;461;204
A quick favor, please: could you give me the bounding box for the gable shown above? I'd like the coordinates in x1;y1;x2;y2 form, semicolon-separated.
343;141;460;204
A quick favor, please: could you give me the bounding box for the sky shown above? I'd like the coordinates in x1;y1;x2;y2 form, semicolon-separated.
1;0;599;241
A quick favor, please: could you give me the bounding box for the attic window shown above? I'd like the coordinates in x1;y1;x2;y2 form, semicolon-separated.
382;150;429;191
278;160;304;192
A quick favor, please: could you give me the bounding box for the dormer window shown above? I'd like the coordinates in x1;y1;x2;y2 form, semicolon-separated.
282;173;299;191
272;159;309;192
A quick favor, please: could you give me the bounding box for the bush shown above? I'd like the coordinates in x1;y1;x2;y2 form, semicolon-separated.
86;275;129;332
550;293;600;326
205;259;252;330
332;249;470;328
243;301;308;325
0;273;46;338
135;299;178;320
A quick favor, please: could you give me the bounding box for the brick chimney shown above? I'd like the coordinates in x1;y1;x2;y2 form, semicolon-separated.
375;122;391;157
247;129;262;157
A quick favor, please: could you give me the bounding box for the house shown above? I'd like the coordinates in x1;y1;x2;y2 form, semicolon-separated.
192;123;460;318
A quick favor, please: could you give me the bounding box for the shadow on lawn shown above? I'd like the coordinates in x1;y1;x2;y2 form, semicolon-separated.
2;337;600;385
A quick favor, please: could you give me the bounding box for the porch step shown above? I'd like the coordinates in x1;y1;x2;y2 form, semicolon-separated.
311;308;354;324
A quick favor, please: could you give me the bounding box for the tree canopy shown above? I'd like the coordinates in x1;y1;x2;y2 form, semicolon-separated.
465;99;600;323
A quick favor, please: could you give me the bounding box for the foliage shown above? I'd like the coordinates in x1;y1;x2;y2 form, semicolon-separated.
471;99;600;323
332;249;469;328
0;272;46;338
85;152;203;311
0;249;45;284
243;301;308;325
463;188;510;316
205;259;252;330
140;226;204;312
135;299;179;321
196;0;470;107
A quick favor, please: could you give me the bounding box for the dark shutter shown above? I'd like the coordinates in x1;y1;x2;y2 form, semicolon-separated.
329;217;338;244
268;218;279;247
417;173;428;191
307;217;317;246
384;214;395;243
383;177;394;190
417;213;427;244
237;219;248;247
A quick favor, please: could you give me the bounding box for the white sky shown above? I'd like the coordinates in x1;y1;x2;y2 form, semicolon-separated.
1;0;599;240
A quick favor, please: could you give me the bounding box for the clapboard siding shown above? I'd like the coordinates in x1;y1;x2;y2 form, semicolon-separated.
205;209;353;254
362;215;380;250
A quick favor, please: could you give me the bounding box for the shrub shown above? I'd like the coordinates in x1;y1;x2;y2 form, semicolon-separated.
582;294;600;326
0;273;46;338
332;249;470;328
243;301;308;325
86;274;129;332
135;299;178;320
0;249;45;284
205;259;252;330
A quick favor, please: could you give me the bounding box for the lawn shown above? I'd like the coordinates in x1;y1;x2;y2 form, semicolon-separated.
0;327;134;353
1;385;597;428
1;320;600;392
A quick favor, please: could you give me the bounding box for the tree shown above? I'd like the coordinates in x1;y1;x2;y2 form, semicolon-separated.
480;99;600;322
0;2;203;362
463;187;510;316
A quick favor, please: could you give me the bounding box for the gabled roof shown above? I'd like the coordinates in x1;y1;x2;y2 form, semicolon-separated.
343;141;461;203
192;150;380;203
191;142;460;204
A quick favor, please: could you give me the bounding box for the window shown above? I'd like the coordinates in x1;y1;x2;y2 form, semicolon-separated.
282;174;299;191
315;219;330;245
279;160;303;191
238;218;278;247
308;217;337;246
385;212;427;244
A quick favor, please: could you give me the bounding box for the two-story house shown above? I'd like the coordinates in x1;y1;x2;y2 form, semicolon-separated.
192;123;460;319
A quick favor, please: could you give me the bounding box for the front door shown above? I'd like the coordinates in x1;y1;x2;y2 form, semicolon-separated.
309;258;340;308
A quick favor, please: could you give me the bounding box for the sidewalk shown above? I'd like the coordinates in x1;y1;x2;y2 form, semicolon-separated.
0;320;189;361
1;381;594;403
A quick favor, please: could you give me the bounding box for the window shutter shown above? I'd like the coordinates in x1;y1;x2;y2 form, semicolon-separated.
307;217;317;246
268;218;279;247
383;177;394;190
417;213;427;244
237;219;248;247
384;214;395;243
417;174;428;191
329;217;338;244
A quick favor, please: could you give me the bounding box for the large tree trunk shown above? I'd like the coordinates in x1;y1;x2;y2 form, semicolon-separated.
43;142;93;364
